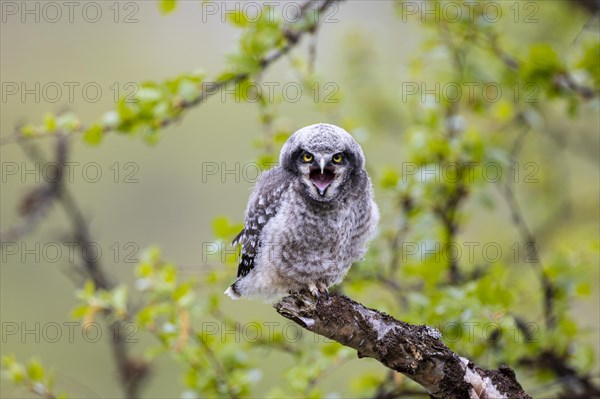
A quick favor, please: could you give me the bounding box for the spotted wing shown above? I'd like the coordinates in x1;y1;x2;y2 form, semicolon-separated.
233;168;290;278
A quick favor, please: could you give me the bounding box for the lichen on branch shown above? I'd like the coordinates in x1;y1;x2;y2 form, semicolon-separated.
276;293;532;399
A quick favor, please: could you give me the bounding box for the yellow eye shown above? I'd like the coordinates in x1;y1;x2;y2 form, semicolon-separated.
302;153;313;163
332;154;343;163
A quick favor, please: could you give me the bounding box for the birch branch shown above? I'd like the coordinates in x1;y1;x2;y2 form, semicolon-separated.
275;293;531;399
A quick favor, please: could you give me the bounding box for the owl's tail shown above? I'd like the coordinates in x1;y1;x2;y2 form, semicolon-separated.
224;281;241;300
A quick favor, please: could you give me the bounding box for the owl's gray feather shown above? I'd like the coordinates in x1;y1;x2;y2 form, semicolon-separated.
225;123;379;301
231;168;291;278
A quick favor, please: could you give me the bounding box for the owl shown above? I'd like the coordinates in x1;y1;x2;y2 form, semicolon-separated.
225;123;379;301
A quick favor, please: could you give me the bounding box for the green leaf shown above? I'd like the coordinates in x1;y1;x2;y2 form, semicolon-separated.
173;282;194;306
44;113;57;133
141;247;161;264
529;44;560;70
577;42;600;86
216;71;239;83
226;9;250;27
159;0;177;15
2;354;16;368
20;124;37;137
351;372;384;394
7;362;25;383
257;154;276;170
70;305;89;319
212;217;243;241
235;79;254;102
208;293;220;311
520;43;563;95
83;280;95;296
136;306;155;328
84;124;104;145
26;359;44;382
273;131;290;144
380;167;399;189
575;282;591;297
321;342;342;357
161;263;177;285
559;317;578;337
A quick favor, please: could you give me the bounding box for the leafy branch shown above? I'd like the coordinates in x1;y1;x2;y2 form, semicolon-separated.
0;0;341;147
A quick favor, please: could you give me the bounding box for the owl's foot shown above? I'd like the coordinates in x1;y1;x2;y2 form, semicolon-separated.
307;283;320;298
307;282;329;301
317;281;330;300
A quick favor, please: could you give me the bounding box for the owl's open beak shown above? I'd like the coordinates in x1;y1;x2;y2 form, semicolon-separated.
309;165;335;196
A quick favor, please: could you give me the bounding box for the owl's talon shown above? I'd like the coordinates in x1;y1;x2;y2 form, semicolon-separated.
308;283;320;299
317;281;330;300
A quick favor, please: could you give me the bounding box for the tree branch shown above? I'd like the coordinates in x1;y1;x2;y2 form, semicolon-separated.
0;0;342;147
6;136;149;398
275;293;531;399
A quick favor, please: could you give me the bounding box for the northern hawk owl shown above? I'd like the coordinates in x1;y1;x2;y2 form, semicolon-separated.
225;123;379;301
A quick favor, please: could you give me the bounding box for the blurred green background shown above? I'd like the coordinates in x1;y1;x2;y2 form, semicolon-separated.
1;1;598;398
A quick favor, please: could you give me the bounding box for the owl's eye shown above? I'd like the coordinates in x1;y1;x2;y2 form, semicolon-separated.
302;153;314;163
332;154;343;163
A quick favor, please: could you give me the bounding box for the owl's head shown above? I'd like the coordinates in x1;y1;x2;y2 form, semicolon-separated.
280;123;366;202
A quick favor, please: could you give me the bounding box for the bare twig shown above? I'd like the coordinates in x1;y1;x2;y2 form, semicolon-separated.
520;350;600;398
496;180;556;329
497;128;558;330
10;136;149;398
